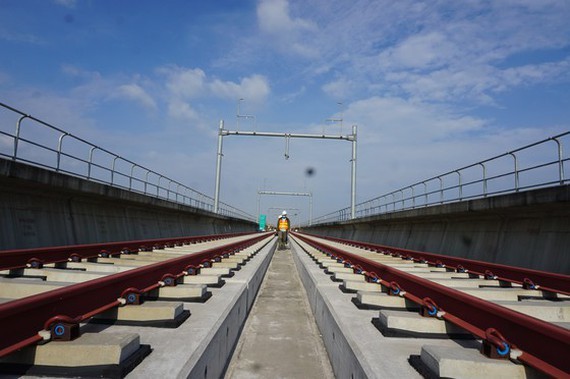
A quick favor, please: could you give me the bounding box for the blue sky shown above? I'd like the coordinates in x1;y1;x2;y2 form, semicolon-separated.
1;0;569;223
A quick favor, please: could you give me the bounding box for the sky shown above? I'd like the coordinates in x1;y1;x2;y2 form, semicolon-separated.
1;0;569;224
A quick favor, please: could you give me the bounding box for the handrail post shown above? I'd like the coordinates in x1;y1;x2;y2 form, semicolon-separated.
87;146;97;179
144;170;150;195
13;115;29;160
129;164;136;190
438;176;444;204
56;133;68;172
553;137;564;184
111;156;120;185
509;152;519;191
422;181;427;206
456;170;462;201
479;163;487;197
411;186;415;208
157;175;163;197
176;183;181;203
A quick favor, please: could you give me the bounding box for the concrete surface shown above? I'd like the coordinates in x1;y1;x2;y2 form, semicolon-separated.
420;345;540;379
110;236;276;379
225;247;334;379
0;158;256;249
304;184;570;274
93;301;185;322
0;333;141;367
291;237;423;378
378;310;472;336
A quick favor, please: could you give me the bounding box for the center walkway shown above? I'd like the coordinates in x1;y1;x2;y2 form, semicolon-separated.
225;245;334;379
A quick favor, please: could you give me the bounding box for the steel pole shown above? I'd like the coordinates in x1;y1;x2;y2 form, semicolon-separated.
309;193;313;226
351;125;357;219
214;120;224;213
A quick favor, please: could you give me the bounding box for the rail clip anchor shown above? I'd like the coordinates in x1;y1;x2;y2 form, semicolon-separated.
50;322;80;342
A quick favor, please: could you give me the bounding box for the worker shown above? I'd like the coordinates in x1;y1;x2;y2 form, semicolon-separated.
277;210;291;247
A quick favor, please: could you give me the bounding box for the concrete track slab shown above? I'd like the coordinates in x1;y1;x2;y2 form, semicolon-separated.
493;300;570;322
333;272;366;282
182;274;223;286
291;238;473;379
0;278;68;298
418;344;539;379
407;271;472;279
96;258;153;267
342;279;382;293
213;261;240;269
92;301;186;323
225;247;334;379
377;310;472;338
201;267;233;277
150;284;208;301
430;278;502;288
356;291;420;310
460;288;545;301
324;266;353;274
65;261;133;273
0;333;141;367
98;237;277;379
19;268;107;283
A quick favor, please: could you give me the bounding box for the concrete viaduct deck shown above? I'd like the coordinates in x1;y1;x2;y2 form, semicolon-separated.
0;159;569;378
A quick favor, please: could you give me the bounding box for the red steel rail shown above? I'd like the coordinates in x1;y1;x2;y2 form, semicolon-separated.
293;232;570;378
308;233;570;295
0;232;272;358
0;232;251;271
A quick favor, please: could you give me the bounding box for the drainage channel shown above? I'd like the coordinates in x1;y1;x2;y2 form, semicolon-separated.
224;245;334;379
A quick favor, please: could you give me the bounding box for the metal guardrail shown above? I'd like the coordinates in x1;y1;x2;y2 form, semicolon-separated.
0;101;255;222
314;131;570;223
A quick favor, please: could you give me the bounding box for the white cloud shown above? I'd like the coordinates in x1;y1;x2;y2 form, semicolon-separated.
257;0;316;35
53;0;76;8
167;100;198;121
379;32;455;70
159;66;206;99
321;77;355;100
159;65;270;105
256;0;318;58
115;84;157;110
210;74;270;103
0;30;43;45
346;96;487;146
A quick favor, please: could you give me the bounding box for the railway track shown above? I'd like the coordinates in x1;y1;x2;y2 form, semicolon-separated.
1;231;568;378
0;232;274;377
292;232;570;378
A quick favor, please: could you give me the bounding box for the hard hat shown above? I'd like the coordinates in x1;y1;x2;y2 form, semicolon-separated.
282;210;287;215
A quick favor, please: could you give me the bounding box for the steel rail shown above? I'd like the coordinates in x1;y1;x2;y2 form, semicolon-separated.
310;234;570;295
0;232;251;271
0;232;273;358
293;233;570;377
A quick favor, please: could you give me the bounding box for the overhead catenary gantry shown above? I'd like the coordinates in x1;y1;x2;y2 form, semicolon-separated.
257;190;312;225
213;120;357;220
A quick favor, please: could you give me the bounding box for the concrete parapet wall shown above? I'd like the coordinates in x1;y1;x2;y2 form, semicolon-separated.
305;185;570;274
0;159;256;249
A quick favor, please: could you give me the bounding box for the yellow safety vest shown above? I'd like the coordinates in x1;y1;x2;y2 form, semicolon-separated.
278;217;290;231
